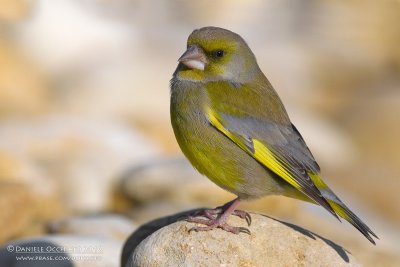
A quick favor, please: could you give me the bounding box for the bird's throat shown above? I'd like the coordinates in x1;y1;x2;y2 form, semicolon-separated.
176;68;205;82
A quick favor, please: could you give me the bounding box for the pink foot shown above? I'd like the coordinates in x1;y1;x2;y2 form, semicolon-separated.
190;207;252;226
186;198;251;234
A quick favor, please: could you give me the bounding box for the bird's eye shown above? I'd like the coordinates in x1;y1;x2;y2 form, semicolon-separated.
214;50;224;58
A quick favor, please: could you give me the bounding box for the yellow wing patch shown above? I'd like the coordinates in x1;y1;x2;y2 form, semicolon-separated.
327;201;349;221
308;172;329;190
207;107;303;192
252;139;303;192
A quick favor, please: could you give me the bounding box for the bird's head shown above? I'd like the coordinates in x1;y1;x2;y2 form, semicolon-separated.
174;27;260;83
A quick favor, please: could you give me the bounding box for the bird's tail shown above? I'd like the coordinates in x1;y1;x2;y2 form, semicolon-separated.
309;172;378;244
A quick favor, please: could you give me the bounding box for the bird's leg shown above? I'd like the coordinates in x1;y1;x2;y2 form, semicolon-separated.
186;198;251;234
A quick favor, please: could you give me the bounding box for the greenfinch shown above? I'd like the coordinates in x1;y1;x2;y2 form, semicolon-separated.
170;26;377;244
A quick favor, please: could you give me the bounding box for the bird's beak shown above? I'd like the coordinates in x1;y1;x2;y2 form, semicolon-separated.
178;45;207;70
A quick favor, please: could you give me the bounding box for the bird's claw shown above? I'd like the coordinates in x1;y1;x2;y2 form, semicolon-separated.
232;210;252;226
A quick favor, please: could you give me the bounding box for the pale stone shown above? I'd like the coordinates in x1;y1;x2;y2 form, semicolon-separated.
49;214;138;242
124;212;361;267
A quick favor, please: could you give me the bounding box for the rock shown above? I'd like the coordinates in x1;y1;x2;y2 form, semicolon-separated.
123;211;360;267
0;235;121;267
0;153;64;242
49;214;138;242
0;117;159;212
0;150;64;241
0;183;35;243
0;118;155;243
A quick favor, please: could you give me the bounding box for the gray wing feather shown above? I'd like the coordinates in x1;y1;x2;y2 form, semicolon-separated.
220;113;319;173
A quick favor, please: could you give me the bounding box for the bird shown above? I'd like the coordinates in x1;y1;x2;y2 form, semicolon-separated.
169;26;378;244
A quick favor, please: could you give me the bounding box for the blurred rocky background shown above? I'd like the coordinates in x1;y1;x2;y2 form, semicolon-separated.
0;0;399;266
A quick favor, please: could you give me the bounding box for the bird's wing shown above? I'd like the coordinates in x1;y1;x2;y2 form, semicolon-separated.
206;107;378;243
206;107;336;217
